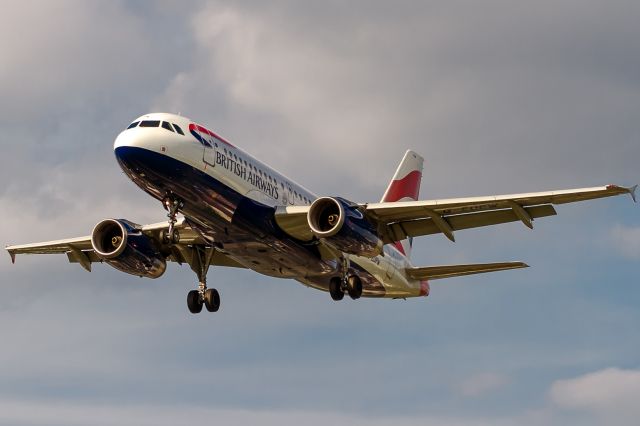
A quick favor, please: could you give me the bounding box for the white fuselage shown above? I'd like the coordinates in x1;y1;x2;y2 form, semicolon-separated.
114;113;427;298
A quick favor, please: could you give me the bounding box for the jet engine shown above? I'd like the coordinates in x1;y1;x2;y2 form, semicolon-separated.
307;197;382;257
91;219;167;278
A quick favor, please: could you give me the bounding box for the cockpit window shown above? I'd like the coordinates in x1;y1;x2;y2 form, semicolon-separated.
173;123;184;135
161;121;174;132
127;121;139;129
139;120;160;127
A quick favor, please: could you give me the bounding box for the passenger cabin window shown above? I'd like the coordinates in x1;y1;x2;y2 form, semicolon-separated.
173;124;184;135
161;121;174;132
127;121;139;129
139;120;160;127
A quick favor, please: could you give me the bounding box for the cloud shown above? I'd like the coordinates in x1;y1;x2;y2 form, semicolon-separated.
152;1;640;202
610;225;640;260
549;367;640;424
0;1;145;121
457;372;510;397
1;2;639;425
0;398;540;426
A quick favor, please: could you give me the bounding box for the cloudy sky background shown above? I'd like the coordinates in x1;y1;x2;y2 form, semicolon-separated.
0;1;639;424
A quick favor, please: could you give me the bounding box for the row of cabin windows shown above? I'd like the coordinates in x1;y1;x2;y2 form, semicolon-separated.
127;120;311;204
127;120;185;135
219;146;311;204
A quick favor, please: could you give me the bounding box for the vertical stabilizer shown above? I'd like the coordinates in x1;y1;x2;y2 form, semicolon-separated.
381;150;424;258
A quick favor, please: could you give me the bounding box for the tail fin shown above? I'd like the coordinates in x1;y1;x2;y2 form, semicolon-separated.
381;150;424;258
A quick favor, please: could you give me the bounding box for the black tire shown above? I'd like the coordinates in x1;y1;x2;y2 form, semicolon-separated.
162;229;180;244
187;290;203;314
329;277;344;301
347;275;363;300
204;288;220;312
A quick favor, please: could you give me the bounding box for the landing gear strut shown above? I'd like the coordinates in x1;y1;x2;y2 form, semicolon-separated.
186;245;221;314
329;257;363;301
162;195;183;244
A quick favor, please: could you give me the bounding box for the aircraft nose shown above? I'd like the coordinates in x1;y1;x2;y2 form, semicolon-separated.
113;130;135;150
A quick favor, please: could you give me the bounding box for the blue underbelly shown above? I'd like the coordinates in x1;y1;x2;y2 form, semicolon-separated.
114;146;385;296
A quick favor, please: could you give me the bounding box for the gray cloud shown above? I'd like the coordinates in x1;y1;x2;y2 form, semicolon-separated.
153;1;640;201
1;1;639;425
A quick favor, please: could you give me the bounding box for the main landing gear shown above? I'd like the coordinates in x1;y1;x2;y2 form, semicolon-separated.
160;194;221;314
329;257;363;301
186;245;221;314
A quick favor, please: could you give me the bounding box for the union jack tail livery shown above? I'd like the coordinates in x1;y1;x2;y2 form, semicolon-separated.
381;150;424;258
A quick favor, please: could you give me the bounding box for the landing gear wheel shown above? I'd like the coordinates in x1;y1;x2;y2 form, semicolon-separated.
187;290;203;314
163;229;180;244
347;275;363;300
329;277;344;301
161;229;180;244
204;288;220;312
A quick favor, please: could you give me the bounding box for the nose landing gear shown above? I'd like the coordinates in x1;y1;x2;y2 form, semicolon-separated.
162;196;183;244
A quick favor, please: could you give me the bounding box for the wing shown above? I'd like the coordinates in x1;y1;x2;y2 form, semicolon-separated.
6;218;245;271
275;184;637;242
406;261;528;280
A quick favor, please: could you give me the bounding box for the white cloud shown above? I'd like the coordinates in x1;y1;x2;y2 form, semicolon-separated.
152;4;443;197
458;372;510;397
549;367;640;425
611;225;640;260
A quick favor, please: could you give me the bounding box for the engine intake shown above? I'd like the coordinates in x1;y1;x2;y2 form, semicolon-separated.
307;197;382;257
91;219;166;278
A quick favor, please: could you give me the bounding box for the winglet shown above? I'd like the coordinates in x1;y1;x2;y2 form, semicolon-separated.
630;185;638;203
8;249;15;264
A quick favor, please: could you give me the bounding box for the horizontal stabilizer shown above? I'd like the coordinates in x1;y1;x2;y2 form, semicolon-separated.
406;261;528;280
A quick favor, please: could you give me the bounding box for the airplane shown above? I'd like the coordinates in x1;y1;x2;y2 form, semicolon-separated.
6;113;637;314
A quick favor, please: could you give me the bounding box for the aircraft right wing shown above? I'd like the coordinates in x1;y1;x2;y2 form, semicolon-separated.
275;184;636;243
367;184;636;242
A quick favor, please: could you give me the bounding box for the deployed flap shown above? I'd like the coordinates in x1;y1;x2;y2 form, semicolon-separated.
385;205;557;242
369;184;633;242
7;235;93;258
406;261;529;280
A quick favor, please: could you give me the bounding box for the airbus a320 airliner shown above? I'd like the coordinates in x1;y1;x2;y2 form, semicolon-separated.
6;113;637;313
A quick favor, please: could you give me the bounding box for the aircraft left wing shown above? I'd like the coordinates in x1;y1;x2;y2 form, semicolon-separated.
275;184;637;242
6;218;245;271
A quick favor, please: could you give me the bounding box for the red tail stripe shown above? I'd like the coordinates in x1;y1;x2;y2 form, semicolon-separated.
383;170;421;202
393;241;406;255
419;280;430;296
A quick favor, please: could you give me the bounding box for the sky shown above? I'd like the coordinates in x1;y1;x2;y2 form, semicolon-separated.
0;1;639;424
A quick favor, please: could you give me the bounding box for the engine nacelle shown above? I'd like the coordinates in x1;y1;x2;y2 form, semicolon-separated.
91;219;167;278
307;197;383;257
